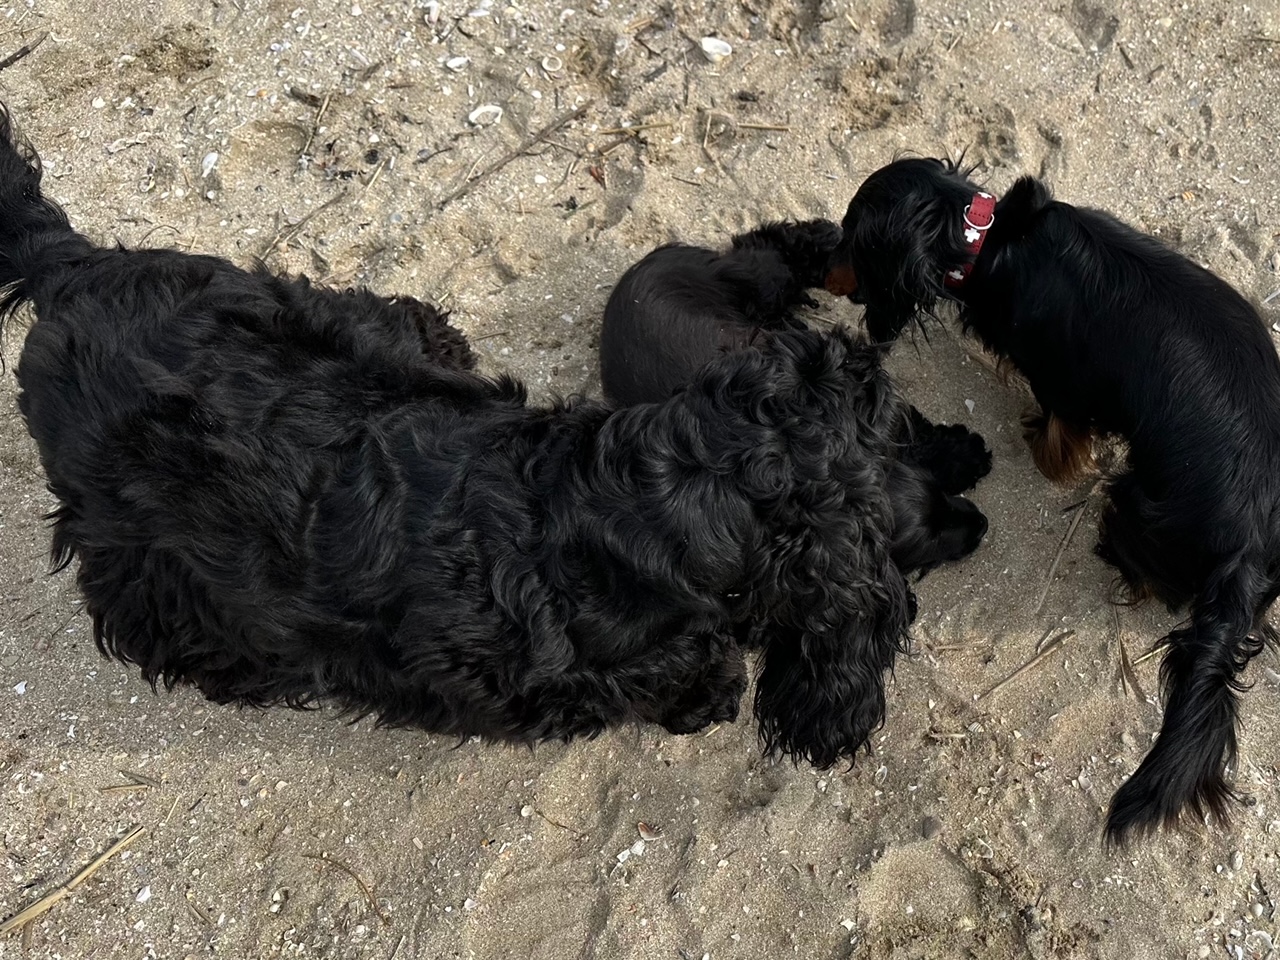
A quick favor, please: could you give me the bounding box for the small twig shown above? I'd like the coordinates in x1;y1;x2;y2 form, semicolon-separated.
260;189;349;259
161;795;181;826
597;121;672;136
736;121;790;132
1115;606;1150;703
1133;641;1169;667
302;854;390;925
1033;624;1060;655
299;92;332;158
532;808;588;841
670;175;703;187
35;601;85;652
1263;289;1280;306
438;101;594;210
0;30;47;72
285;85;324;108
1033;486;1100;615
975;630;1075;702
99;782;151;795
136;223;182;247
362;158;387;193
1;826;146;936
597;136;634;156
185;890;214;926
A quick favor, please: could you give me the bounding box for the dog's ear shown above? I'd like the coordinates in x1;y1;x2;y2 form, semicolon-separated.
754;528;913;768
748;335;913;766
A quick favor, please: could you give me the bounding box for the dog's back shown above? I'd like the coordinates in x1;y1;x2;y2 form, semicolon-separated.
600;244;764;405
973;179;1280;557
599;221;843;406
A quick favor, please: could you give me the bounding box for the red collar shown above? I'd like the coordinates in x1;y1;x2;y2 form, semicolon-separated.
943;191;997;290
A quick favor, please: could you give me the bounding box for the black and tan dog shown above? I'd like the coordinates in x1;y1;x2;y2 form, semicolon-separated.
827;156;1280;843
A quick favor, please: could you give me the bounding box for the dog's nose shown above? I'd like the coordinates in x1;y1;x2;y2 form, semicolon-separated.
975;511;989;539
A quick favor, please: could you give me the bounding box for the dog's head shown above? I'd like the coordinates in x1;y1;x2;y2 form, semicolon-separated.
825;157;981;343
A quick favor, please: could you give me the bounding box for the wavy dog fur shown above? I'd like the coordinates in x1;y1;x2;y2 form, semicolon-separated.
600;221;992;578
826;156;1280;843
0;105;912;767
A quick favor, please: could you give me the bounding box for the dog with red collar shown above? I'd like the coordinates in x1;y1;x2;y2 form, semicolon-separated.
824;156;1280;846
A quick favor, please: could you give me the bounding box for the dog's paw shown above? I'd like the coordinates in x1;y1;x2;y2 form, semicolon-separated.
906;417;994;495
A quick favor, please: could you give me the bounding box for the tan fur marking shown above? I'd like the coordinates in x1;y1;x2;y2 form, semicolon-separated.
1022;406;1096;485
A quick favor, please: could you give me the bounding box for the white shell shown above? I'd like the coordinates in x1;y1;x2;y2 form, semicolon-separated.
699;36;732;63
200;152;219;178
468;104;504;126
541;55;563;74
445;56;470;71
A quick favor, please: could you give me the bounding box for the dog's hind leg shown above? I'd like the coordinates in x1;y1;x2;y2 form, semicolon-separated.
1095;471;1198;607
1105;565;1269;843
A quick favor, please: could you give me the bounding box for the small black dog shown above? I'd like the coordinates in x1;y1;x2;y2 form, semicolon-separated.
826;157;1280;842
600;221;992;577
0;106;913;768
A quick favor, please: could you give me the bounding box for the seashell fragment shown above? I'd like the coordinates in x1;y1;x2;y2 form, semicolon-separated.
699;36;732;64
468;104;504;126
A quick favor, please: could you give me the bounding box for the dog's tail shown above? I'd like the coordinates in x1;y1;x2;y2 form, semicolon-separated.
0;102;81;333
1105;564;1269;845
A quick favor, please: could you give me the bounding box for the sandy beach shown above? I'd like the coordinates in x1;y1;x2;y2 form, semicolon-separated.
2;0;1279;956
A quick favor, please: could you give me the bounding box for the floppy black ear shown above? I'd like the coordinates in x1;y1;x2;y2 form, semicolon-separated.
749;329;913;766
754;525;913;767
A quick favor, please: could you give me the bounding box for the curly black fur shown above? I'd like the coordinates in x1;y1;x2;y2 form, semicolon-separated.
827;155;1280;843
0;107;913;767
599;221;991;578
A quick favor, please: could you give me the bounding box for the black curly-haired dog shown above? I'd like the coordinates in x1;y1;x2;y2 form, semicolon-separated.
825;156;1280;843
0;106;913;768
600;220;992;577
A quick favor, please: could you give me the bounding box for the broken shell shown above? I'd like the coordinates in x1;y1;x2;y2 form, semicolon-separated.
1245;931;1273;956
699;36;732;64
200;152;219;179
541;55;563;75
445;56;470;71
468;104;504;126
637;821;662;841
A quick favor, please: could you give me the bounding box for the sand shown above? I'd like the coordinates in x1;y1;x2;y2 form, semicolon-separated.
1;0;1279;957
